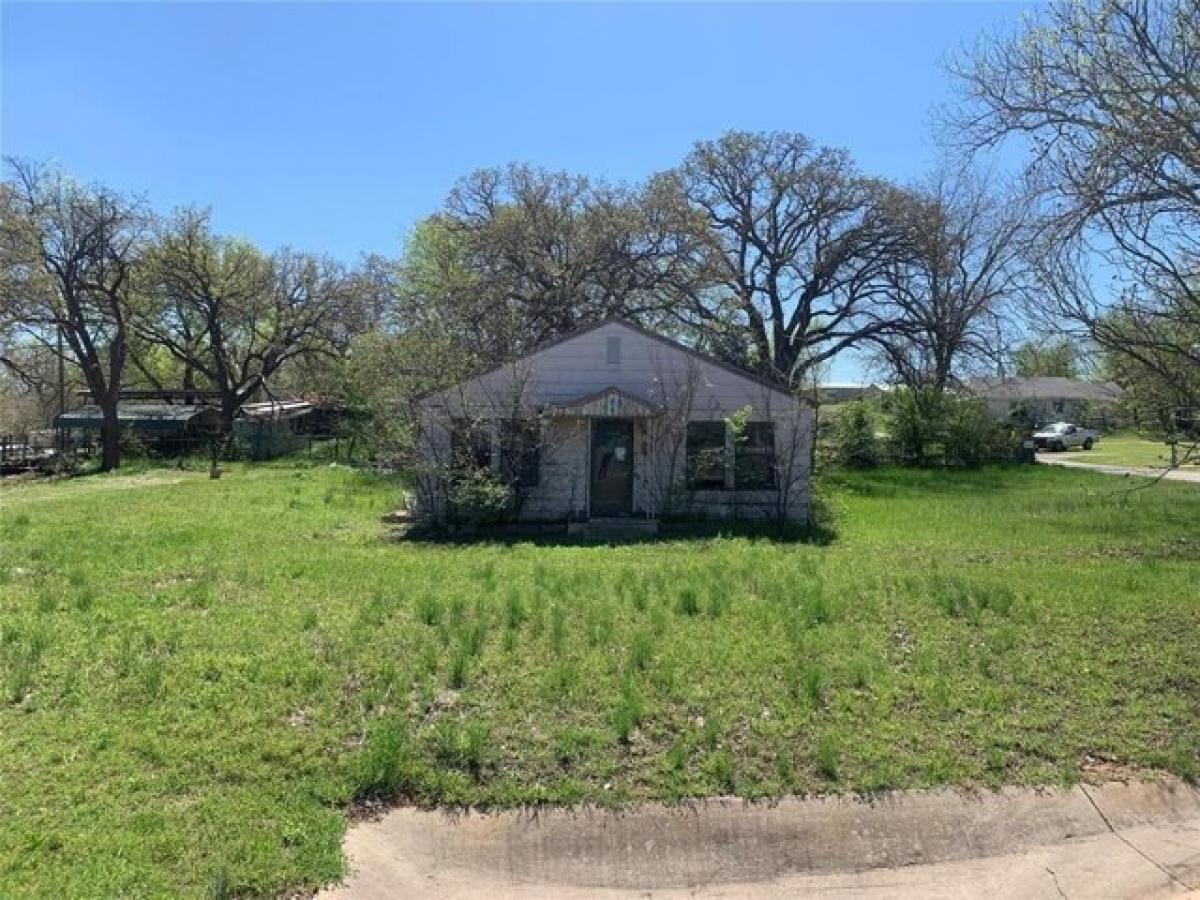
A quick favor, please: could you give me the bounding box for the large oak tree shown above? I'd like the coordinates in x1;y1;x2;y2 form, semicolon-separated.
139;208;355;429
654;131;907;388
1;161;147;470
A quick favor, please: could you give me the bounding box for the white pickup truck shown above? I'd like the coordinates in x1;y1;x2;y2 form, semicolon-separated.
1033;422;1098;451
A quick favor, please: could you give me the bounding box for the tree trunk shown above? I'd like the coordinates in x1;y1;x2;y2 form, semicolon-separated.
99;401;121;472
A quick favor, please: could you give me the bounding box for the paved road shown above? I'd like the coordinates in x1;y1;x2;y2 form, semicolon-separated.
322;779;1200;899
1037;454;1200;484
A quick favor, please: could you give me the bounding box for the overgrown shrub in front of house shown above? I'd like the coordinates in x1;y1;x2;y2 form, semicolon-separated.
833;401;879;467
446;466;513;526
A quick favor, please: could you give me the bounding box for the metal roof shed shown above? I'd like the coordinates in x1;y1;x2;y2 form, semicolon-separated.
55;404;224;433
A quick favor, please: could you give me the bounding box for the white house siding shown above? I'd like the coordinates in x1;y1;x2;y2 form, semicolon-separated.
416;321;813;524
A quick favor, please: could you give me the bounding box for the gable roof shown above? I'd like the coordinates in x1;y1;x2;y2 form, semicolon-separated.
425;318;797;403
966;377;1124;403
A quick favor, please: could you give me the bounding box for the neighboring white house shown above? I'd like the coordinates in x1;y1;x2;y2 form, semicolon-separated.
965;377;1124;425
414;319;814;526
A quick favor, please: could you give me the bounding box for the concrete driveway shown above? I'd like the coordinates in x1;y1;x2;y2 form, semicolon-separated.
1037;455;1200;484
321;779;1200;899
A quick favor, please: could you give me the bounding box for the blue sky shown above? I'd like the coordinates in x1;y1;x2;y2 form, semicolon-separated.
2;1;1032;379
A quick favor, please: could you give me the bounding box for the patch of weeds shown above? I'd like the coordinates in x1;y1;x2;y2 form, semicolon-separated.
816;734;840;781
186;576;216;610
806;592;833;626
3;512;31;539
801;666;825;706
704;749;737;793
446;647;471;690
208;867;233;900
415;594;442;627
981;585;1015;618
2;624;50;705
775;744;795;784
427;718;491;776
849;654;875;691
549;603;567;655
299;608;319;631
627;630;654;674
1156;741;1199;783
1058;760;1081;787
676;587;701;618
931;575;1013;624
586;603;616;647
460;619;488;658
664;735;691;773
631;584;648;613
139;656;167;701
554;727;599;768
357;592;393;629
611;681;644;744
543;659;579;702
504;592;525;631
355;717;421;800
74;586;96;612
705;591;727;619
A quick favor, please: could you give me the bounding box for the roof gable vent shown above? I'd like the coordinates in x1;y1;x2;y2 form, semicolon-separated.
606;335;621;365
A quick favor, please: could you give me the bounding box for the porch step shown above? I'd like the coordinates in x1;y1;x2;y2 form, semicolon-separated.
567;518;660;539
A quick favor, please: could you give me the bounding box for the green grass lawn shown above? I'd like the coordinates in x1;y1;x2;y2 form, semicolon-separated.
2;463;1198;897
1059;432;1194;468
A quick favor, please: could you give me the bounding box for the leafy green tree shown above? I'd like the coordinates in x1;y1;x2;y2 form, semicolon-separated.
833;402;879;467
138;208;356;430
1011;341;1078;379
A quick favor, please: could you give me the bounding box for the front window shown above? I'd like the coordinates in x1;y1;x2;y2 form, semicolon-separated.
499;420;540;488
735;422;776;489
686;422;727;490
450;419;492;470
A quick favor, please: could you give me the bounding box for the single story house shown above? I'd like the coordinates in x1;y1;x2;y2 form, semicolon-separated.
415;319;813;527
966;377;1124;425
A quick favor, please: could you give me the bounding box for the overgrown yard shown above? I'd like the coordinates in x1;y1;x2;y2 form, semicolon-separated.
1;464;1198;897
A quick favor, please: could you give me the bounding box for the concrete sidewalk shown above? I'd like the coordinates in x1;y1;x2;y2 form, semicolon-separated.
321;779;1200;899
1037;455;1200;484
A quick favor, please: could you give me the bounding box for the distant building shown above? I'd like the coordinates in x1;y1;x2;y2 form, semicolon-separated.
817;383;885;404
965;377;1124;425
55;392;315;459
233;400;315;460
55;403;223;454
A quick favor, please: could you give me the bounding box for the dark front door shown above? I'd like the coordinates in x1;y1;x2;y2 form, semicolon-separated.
590;419;634;517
